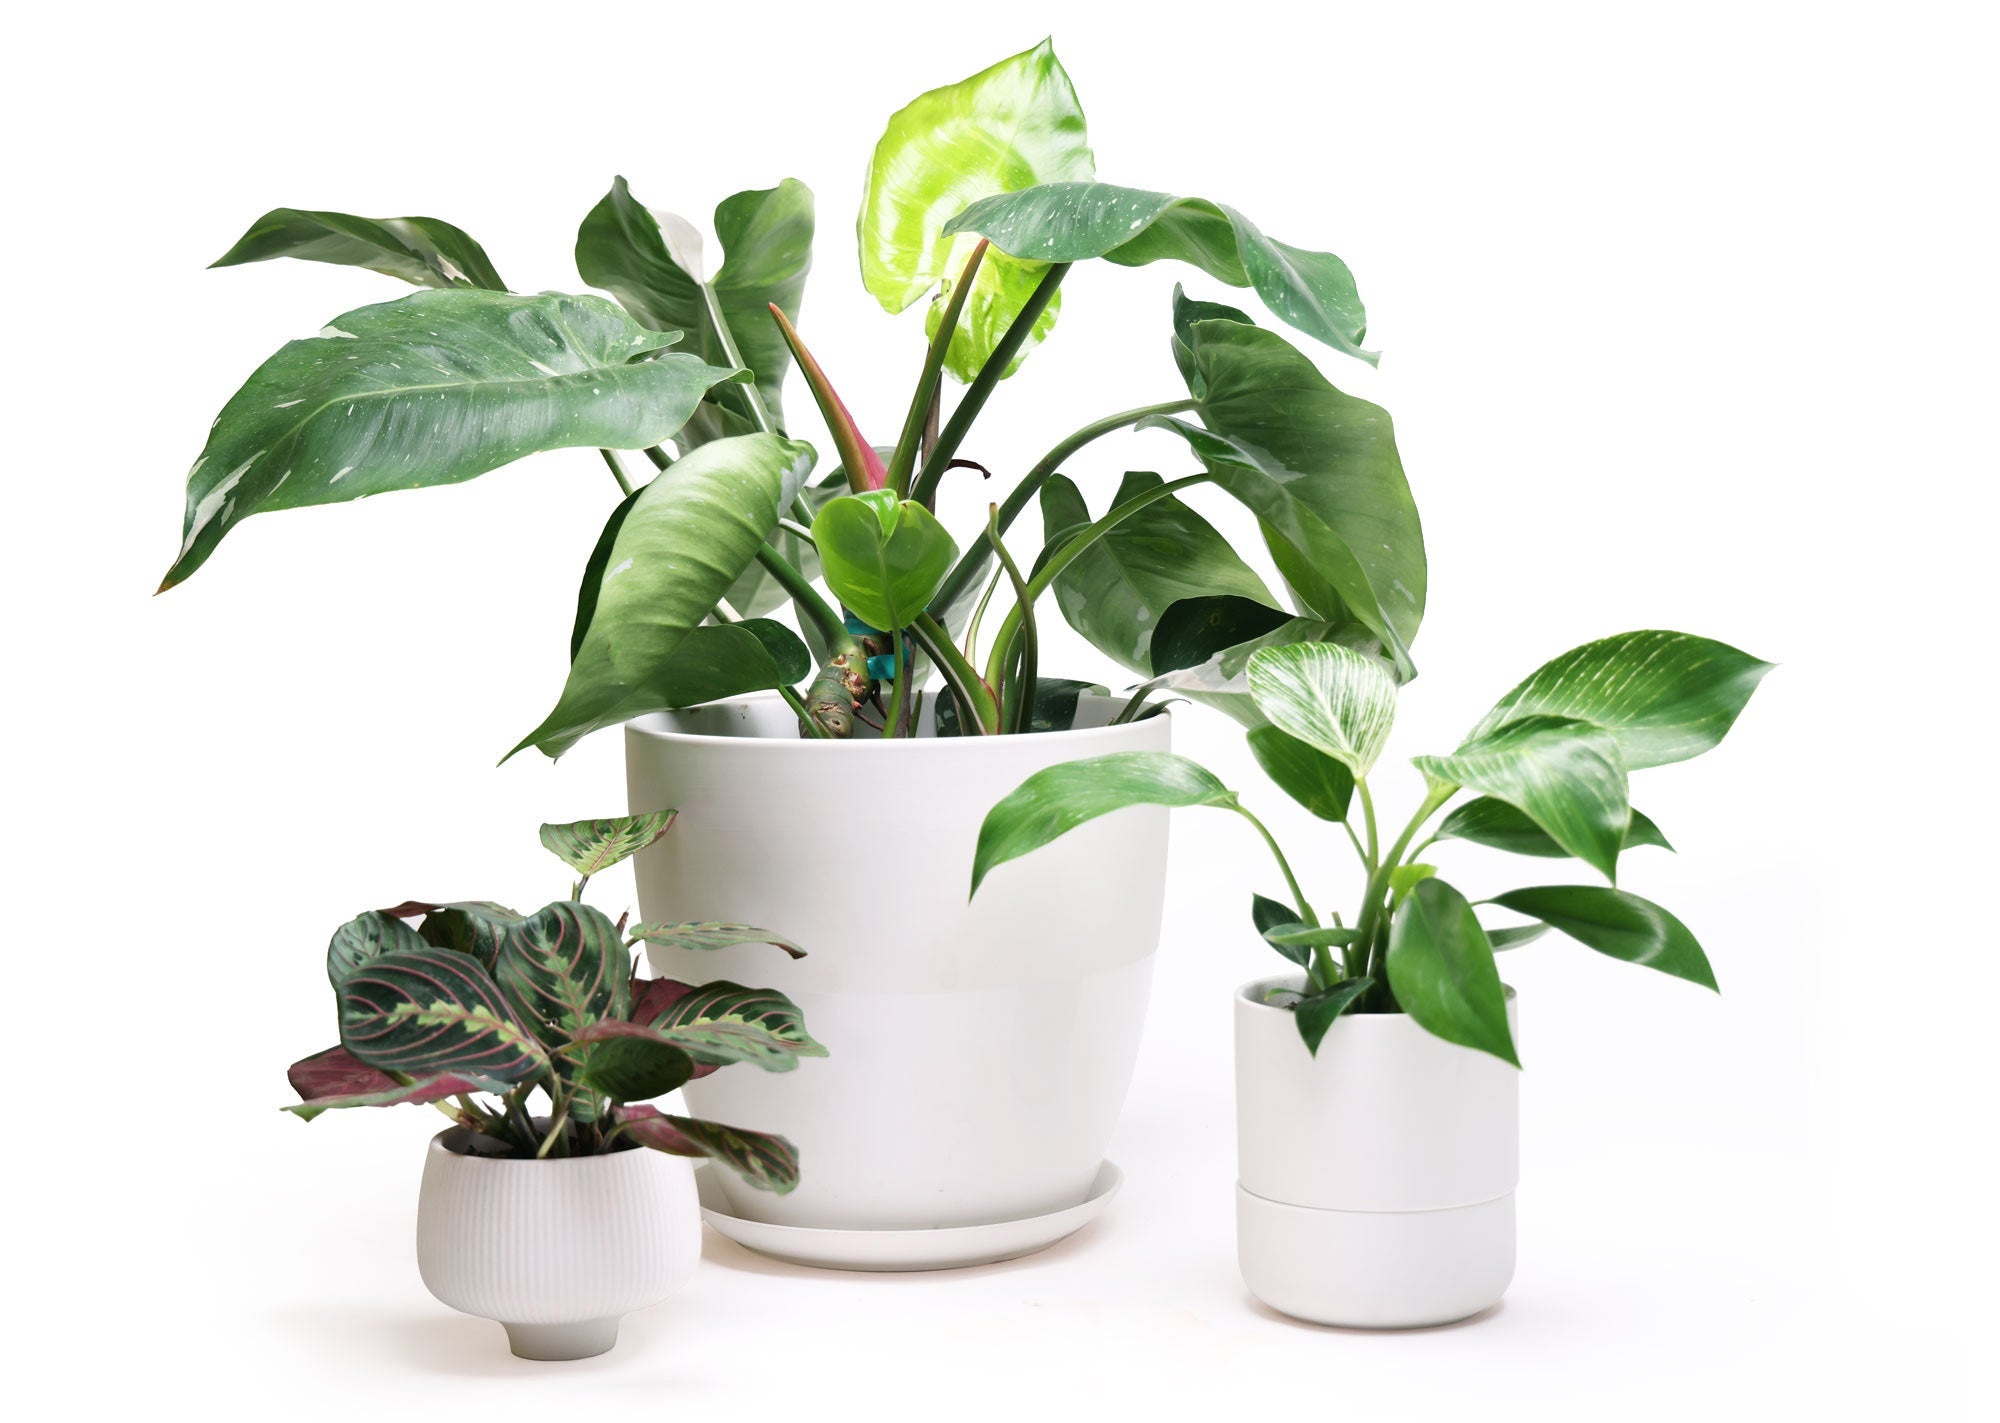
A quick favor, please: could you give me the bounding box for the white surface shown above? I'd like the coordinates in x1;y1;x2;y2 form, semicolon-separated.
3;1;1988;1417
697;1161;1125;1272
628;696;1167;1232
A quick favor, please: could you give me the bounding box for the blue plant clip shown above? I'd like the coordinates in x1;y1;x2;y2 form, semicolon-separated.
844;612;884;639
866;654;897;681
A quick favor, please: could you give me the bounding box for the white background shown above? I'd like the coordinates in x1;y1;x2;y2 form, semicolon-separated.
5;1;1992;1416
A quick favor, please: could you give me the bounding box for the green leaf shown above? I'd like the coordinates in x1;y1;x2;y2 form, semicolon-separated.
577;175;812;436
401;901;520;969
212;208;506;291
860;38;1094;381
494;901;632;1046
1247;642;1400;776
1038;472;1274;674
574;1033;697;1102
160;290;743;589
639;981;826;1072
725;471;844;617
1150;595;1293;675
1264;923;1359;948
326;909;428;986
1252;892;1313;971
812;489;959;631
285;1045;514;1121
972;751;1235;896
1485;922;1552;951
338;947;548;1081
943;182;1372;364
538;810;678;878
1488;886;1718;990
1386;879;1518;1066
1294;977;1375;1056
934;677;1106;738
1469;631;1772;770
614;1105;801;1194
1389;863;1437;905
1247;726;1355;822
1415;716;1631;882
628;922;806;959
519;433;815;759
1436;797;1672;858
1129;615;1346;730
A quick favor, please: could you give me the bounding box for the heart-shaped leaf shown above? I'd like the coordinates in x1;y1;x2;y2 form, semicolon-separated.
160;290;744;589
1436;797;1671;859
1386;879;1518;1066
1488;886;1717;990
1415;716;1631;882
639;981;826;1072
539;810;678;879
284;1045;513;1120
327;909;428;986
628;923;806;959
338;947;548;1081
1294;977;1375;1055
1247;725;1356;821
613;1105;801;1193
213;208;507;291
812;489;959;631
494;902;631;1046
1247;642;1400;776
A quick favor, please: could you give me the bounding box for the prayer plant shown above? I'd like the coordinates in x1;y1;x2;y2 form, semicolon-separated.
160;38;1420;751
971;632;1771;1062
287;811;821;1189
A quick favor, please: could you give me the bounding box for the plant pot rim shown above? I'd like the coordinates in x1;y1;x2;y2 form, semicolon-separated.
1236;974;1516;1020
624;691;1167;752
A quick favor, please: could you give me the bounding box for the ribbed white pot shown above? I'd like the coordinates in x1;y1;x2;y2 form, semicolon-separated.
1234;975;1520;1328
415;1130;700;1360
625;694;1169;1234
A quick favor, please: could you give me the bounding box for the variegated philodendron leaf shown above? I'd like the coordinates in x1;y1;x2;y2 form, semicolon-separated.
628;922;807;959
337;948;548;1082
284;1045;511;1121
1246;641;1399;776
1414;715;1631;882
327;910;428;986
638;981;826;1072
494;901;631;1046
613;1105;801;1194
538;810;678;879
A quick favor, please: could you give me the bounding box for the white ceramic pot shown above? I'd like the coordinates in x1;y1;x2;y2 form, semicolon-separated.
415;1129;701;1360
1234;975;1519;1328
625;694;1169;1236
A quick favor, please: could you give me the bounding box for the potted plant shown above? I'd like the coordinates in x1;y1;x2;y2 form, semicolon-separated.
165;38;1422;1259
287;811;821;1358
973;631;1770;1325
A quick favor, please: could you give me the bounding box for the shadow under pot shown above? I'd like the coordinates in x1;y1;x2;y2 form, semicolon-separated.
1234;975;1520;1328
416;1128;701;1360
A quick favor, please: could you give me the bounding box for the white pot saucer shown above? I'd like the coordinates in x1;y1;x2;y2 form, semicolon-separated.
696;1161;1124;1272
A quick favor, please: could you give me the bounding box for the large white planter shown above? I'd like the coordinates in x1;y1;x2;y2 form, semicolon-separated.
1234;975;1519;1328
416;1129;701;1360
625;694;1169;1241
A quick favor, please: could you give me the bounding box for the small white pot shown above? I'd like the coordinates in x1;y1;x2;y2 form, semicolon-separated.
1234;975;1520;1328
625;694;1169;1235
415;1129;700;1360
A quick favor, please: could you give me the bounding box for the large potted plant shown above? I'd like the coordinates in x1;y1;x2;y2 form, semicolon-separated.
287;811;819;1357
165;39;1421;1260
974;632;1769;1325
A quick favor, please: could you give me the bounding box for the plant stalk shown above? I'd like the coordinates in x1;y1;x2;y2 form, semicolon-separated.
981;506;1037;732
909;613;1000;733
888;240;989;499
701;284;776;435
598;449;635;496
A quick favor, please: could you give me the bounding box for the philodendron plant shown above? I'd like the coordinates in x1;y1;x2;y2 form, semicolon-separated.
288;810;822;1189
160;38;1421;750
972;632;1770;1062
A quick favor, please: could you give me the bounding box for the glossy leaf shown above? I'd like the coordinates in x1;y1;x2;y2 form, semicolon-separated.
1038;472;1273;674
326;909;428;986
493;901;631;1046
284;1045;511;1121
1485;922;1552;951
1247;725;1355;821
1386;879;1518;1066
160;290;743;589
1389;863;1438;904
944;181;1372;364
628;922;806;959
613;1105;801;1193
338;947;548;1081
1263;923;1359;948
860;38;1093;381
1247;641;1400;775
1489;885;1718;990
519;433;815;758
972;751;1235;896
1469;631;1772;770
213;208;506;291
1150;595;1293;675
576;175;811;435
1415;716;1631;882
383;901;521;970
1130;614;1345;729
573;1033;697;1102
724;470;845;617
1295;977;1375;1056
812;489;958;631
1251;892;1311;967
1437;797;1671;859
638;981;826;1072
538;810;677;879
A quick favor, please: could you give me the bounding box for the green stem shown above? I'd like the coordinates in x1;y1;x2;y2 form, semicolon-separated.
776;683;833;738
909;612;999;733
882;630;909;739
1234;803;1315;928
887;239;989;499
981;506;1037;732
911;263;1072;506
1355;782;1459;984
701;284;775;435
598;449;635;496
643;445;673;471
1356;781;1382;872
755;545;850;655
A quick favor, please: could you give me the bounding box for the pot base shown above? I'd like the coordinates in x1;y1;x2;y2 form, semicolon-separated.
1237;1185;1514;1328
501;1317;620;1361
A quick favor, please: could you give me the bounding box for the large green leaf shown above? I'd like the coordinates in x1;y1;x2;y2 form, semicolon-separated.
1386;879;1518;1066
518;433;814;759
637;982;826;1072
1437;797;1671;858
1039;472;1273;674
1145;313;1424;660
326;909;428;986
538;810;678;879
1470;631;1772;770
1246;726;1355;822
1488;885;1717;990
1415;715;1631;882
212;208;507;291
1246;641;1399;776
943;182;1372;364
859;38;1093;381
494;901;631;1046
614;1105;801;1193
160;290;743;589
577;175;812;437
812;489;959;631
972;751;1235;896
338;947;548;1081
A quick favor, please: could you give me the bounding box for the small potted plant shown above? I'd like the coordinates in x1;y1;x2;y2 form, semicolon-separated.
973;630;1769;1326
287;811;822;1358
